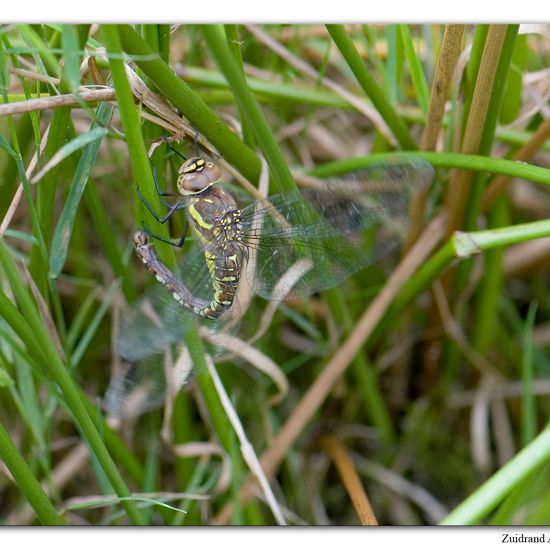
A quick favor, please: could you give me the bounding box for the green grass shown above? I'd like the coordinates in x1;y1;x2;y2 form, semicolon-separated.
0;23;550;526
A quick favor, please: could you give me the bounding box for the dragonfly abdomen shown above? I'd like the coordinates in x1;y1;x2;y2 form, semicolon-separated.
200;238;245;318
133;231;210;316
134;230;243;320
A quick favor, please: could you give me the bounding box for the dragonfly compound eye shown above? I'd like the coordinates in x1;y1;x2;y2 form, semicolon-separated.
177;156;222;194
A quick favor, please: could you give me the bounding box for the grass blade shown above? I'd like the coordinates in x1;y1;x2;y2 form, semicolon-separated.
49;103;113;277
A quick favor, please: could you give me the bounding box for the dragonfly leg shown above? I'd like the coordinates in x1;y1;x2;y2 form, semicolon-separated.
167;144;187;161
141;221;189;249
150;162;180;199
136;185;185;224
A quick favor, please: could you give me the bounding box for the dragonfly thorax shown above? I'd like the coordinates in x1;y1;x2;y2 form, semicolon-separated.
177;156;222;195
211;211;244;244
188;186;241;234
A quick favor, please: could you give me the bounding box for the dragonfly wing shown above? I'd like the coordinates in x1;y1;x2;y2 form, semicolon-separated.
240;159;434;300
104;356;170;418
109;236;241;418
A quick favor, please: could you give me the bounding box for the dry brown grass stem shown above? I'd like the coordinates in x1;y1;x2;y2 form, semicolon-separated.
408;25;465;246
446;25;509;236
10;67;62;85
320;435;378;525
0;88;116;117
205;356;286;525
0;125;49;237
420;25;466;152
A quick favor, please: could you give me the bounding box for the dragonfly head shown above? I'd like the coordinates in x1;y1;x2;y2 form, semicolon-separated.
177;156;222;195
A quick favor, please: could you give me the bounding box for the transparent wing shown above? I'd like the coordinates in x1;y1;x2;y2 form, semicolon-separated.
240;159;434;299
108;237;241;419
104;355;173;418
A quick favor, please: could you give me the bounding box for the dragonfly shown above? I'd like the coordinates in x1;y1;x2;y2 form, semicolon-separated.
106;152;434;417
132;153;434;321
134;155;245;320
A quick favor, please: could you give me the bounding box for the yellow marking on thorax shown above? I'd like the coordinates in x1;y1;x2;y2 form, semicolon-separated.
188;203;213;230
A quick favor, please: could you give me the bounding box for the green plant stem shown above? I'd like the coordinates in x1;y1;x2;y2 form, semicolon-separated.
202;24;296;193
441;424;550;525
521;302;538;447
471;197;508;353
392;237;456;314
115;24;262;186
102;24;175;269
326;24;417;150
223;25;256;149
309;152;550;187
158;25;170;63
106;24;235;458
182;324;232;452
501;33;527;124
454;219;550;253
84;183;135;301
372;216;550;351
